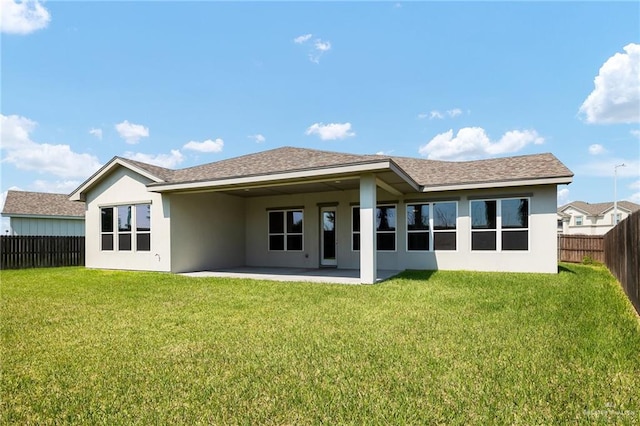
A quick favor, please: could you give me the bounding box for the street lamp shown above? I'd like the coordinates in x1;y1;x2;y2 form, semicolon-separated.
614;163;626;225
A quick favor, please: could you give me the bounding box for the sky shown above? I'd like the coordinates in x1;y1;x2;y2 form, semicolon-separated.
1;1;639;232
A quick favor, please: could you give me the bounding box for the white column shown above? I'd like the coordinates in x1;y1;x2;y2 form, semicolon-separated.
360;174;377;284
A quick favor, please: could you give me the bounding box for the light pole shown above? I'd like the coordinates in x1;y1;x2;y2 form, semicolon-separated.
614;163;626;226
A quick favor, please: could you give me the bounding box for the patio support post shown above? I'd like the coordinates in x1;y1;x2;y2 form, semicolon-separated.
360;173;377;284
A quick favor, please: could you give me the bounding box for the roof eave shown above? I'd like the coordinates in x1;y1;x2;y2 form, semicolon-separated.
147;160;398;193
420;176;573;193
69;157;166;201
1;213;85;220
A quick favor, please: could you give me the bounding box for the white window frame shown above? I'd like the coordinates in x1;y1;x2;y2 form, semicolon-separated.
268;209;304;252
470;197;529;252
406;201;458;252
100;204;151;252
575;215;583;226
351;204;397;252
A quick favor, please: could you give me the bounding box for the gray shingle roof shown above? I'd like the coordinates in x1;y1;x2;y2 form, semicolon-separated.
171;147;374;183
389;152;573;188
2;190;85;217
119;146;573;188
558;200;640;216
116;157;176;182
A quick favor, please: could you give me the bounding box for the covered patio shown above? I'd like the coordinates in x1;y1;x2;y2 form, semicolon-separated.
180;267;403;285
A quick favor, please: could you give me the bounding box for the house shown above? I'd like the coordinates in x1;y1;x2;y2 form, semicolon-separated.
557;200;640;235
2;190;85;236
69;146;573;282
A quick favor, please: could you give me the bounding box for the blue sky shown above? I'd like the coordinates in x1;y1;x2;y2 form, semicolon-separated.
1;1;639;231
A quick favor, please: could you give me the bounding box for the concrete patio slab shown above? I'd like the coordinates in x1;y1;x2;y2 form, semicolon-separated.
180;267;403;284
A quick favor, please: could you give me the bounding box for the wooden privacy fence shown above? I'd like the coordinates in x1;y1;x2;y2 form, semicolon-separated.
604;211;639;315
0;236;85;270
557;235;604;263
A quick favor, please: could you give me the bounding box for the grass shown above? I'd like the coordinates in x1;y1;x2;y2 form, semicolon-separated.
1;264;639;425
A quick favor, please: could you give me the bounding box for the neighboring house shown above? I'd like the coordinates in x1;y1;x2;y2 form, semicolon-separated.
557;200;640;235
69;146;573;282
2;190;86;236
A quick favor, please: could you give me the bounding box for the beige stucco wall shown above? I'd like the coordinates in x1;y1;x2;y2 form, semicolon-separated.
84;167;171;271
244;184;560;274
169;192;246;273
84;167;560;274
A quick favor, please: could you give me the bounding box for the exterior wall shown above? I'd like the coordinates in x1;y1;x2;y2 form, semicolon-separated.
9;217;85;236
244;183;559;274
84;167;171;271
559;206;633;235
169;192;246;273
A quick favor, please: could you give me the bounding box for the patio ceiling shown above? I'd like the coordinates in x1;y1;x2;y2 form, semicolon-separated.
150;163;420;198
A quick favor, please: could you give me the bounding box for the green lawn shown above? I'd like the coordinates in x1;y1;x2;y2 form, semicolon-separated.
1;264;639;424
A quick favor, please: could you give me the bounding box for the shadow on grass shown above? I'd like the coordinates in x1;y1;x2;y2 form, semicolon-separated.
558;264;576;274
394;270;438;282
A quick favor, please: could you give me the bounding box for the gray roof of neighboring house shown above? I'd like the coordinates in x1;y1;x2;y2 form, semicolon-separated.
2;190;85;217
558;200;640;216
116;146;573;188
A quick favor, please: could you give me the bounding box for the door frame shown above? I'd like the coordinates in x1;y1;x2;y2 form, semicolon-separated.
320;206;337;267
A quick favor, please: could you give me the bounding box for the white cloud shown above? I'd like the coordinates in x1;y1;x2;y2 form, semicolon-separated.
0;113;35;149
248;134;266;143
588;144;606;155
557;188;570;206
314;39;331;52
0;0;50;35
425;109;464;120
447;108;462;118
579;43;640;124
417;113;429;120
295;34;332;63
182;138;224;153
631;129;640;139
305;122;355;141
293;33;312;44
293;33;331;61
115;120;149;144
32;179;81;194
375;150;395;156
418;127;544;160
89;128;103;140
122;150;184;169
0;114;102;179
630;180;640;190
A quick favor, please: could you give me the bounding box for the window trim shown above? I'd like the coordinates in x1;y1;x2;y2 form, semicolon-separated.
406;201;458;252
268;209;304;252
470;197;529;252
352;204;397;252
100;204;151;252
575;215;583;226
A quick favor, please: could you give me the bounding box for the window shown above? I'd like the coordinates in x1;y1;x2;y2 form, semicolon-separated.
433;202;457;250
501;198;528;250
575;215;583;226
136;204;151;251
407;204;429;251
100;204;151;251
471;198;528;251
611;213;622;225
352;205;396;251
101;207;114;250
118;205;132;251
268;210;303;251
406;202;457;251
